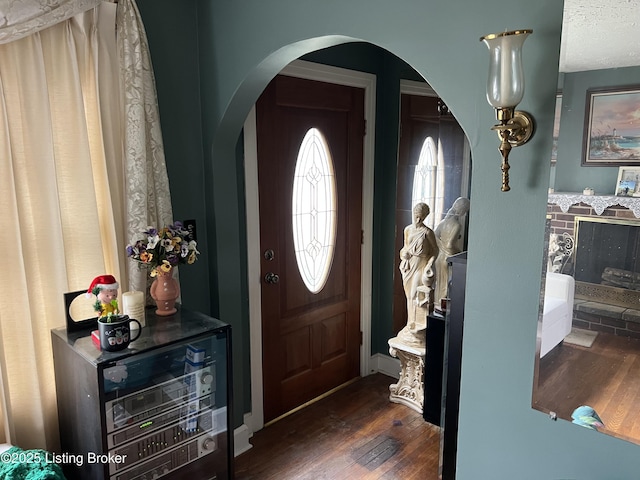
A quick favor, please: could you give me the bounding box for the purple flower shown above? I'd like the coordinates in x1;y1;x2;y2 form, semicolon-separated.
166;252;179;265
127;222;199;271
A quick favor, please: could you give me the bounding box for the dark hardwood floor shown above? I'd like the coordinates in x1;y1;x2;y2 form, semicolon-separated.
235;373;442;479
535;330;640;442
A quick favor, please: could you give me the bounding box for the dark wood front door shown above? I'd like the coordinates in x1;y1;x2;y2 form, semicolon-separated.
256;74;364;422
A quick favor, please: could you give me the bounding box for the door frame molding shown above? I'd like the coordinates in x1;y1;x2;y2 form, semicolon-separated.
243;60;376;434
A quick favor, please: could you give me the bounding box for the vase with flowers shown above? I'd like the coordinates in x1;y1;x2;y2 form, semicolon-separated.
126;221;199;316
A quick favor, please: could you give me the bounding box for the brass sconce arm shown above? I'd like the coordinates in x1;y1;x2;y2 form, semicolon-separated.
490;108;535;191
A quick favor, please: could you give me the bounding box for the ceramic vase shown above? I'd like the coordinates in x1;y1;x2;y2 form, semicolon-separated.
150;267;180;316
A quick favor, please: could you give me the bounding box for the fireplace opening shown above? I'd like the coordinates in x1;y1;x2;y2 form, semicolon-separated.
573;216;640;307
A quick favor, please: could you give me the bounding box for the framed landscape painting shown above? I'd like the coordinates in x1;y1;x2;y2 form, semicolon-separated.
582;86;640;166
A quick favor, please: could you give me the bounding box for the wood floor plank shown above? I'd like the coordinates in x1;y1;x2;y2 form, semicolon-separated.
235;373;441;479
597;353;636;432
369;420;441;480
536;331;640;443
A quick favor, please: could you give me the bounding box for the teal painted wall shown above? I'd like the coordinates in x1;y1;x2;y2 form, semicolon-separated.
554;66;640;193
135;0;210;315
138;0;640;478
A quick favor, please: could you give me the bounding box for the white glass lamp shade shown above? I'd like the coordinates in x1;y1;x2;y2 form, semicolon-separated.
481;30;532;108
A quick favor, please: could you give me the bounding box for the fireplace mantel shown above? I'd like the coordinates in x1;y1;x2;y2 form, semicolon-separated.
548;192;640;218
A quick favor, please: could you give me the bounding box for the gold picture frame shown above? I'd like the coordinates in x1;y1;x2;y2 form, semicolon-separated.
582;86;640;166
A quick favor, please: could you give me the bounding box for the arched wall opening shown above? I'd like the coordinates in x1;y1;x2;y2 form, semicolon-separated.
138;3;587;477
208;38;472;443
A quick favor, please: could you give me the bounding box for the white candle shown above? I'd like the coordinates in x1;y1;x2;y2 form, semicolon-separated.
122;291;145;328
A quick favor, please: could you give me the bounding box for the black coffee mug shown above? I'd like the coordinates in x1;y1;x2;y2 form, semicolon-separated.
97;315;142;352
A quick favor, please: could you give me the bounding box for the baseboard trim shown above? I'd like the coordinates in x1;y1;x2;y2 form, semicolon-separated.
370;353;401;379
234;422;252;457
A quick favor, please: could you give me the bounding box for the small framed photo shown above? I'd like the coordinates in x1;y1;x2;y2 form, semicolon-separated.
615;166;640;197
582;85;640;166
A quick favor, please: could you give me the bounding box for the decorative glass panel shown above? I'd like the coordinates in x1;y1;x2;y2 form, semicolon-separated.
292;128;337;294
411;136;445;228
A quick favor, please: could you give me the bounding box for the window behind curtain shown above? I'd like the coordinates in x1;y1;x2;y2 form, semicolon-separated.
0;4;122;449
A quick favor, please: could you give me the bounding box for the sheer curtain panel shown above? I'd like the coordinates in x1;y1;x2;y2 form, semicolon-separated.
0;4;122;450
0;0;172;451
117;0;174;298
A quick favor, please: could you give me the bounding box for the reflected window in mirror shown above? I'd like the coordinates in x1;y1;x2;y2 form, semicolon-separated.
391;82;471;334
412;136;444;229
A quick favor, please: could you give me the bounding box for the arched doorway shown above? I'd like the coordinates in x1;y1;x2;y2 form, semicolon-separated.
242;48;470;437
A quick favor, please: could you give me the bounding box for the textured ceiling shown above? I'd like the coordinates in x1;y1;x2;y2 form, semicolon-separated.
559;0;640;72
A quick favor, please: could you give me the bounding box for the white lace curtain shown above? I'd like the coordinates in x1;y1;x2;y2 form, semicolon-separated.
0;0;173;450
0;0;103;44
117;0;174;296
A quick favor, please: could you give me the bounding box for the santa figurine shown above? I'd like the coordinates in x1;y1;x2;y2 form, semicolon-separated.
87;274;120;320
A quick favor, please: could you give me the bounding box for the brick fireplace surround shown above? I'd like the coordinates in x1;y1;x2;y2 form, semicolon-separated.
547;193;640;339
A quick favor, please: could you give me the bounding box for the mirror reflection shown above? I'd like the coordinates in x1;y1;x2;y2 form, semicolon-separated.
535;211;640;442
532;0;640;444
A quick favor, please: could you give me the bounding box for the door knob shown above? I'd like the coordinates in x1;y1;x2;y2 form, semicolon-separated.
264;272;280;284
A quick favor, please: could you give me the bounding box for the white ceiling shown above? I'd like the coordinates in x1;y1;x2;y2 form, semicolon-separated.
559;0;640;72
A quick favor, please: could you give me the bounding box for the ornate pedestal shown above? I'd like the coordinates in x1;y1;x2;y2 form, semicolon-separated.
388;336;425;413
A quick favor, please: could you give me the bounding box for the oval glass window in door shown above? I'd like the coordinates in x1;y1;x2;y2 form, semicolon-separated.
292;128;337;294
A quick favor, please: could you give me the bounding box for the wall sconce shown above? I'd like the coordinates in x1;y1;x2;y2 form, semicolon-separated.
480;29;534;192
